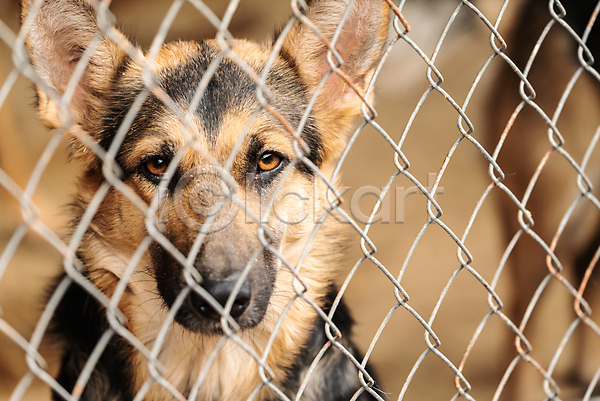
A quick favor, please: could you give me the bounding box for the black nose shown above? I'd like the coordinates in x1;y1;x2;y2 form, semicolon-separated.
190;274;252;320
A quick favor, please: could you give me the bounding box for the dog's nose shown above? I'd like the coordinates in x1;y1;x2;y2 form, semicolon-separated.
190;274;252;320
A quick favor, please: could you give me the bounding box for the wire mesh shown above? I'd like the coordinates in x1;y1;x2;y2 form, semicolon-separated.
1;0;600;400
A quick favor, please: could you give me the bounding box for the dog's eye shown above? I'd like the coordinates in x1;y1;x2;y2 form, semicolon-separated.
146;157;168;176
257;152;282;173
141;156;169;182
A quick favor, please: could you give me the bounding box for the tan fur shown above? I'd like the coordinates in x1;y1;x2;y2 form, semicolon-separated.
23;0;389;399
281;0;389;160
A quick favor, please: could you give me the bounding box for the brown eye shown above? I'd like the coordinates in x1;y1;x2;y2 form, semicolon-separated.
144;156;168;177
257;152;282;172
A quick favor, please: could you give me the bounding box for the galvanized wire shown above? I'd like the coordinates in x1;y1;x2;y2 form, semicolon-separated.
2;0;600;400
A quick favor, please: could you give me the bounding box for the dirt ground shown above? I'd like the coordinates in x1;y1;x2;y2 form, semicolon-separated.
1;1;599;400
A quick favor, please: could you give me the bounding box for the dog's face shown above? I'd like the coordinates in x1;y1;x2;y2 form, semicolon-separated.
102;40;325;333
22;0;389;334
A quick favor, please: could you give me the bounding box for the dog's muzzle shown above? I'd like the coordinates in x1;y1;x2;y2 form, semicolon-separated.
188;273;252;320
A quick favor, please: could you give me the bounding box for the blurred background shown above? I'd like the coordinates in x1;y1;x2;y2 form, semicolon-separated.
2;0;600;400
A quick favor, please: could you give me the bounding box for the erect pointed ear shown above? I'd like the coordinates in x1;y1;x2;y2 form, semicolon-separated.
21;0;128;132
282;0;389;128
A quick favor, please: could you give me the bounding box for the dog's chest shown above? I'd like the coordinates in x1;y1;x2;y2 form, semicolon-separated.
131;322;274;401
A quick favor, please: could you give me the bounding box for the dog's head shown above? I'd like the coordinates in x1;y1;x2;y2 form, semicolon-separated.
22;0;389;334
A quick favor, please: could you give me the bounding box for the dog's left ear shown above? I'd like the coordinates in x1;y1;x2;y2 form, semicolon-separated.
281;0;390;151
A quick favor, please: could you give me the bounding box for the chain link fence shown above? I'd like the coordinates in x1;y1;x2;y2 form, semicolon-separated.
1;0;600;400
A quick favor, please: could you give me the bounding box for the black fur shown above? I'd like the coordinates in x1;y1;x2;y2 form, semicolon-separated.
99;42;323;177
49;280;377;401
25;1;387;399
281;286;379;401
50;274;135;401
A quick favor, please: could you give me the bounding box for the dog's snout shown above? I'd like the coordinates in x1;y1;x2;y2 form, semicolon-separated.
191;274;252;320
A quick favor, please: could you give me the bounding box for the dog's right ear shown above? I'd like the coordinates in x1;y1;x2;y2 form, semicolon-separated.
21;0;128;133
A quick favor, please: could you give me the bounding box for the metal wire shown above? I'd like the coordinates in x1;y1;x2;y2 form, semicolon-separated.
2;0;600;400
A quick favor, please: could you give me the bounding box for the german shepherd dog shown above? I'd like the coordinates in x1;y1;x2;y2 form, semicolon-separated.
488;0;600;398
21;0;390;400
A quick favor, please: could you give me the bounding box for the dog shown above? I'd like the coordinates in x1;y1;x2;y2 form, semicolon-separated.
20;0;390;399
487;0;600;399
